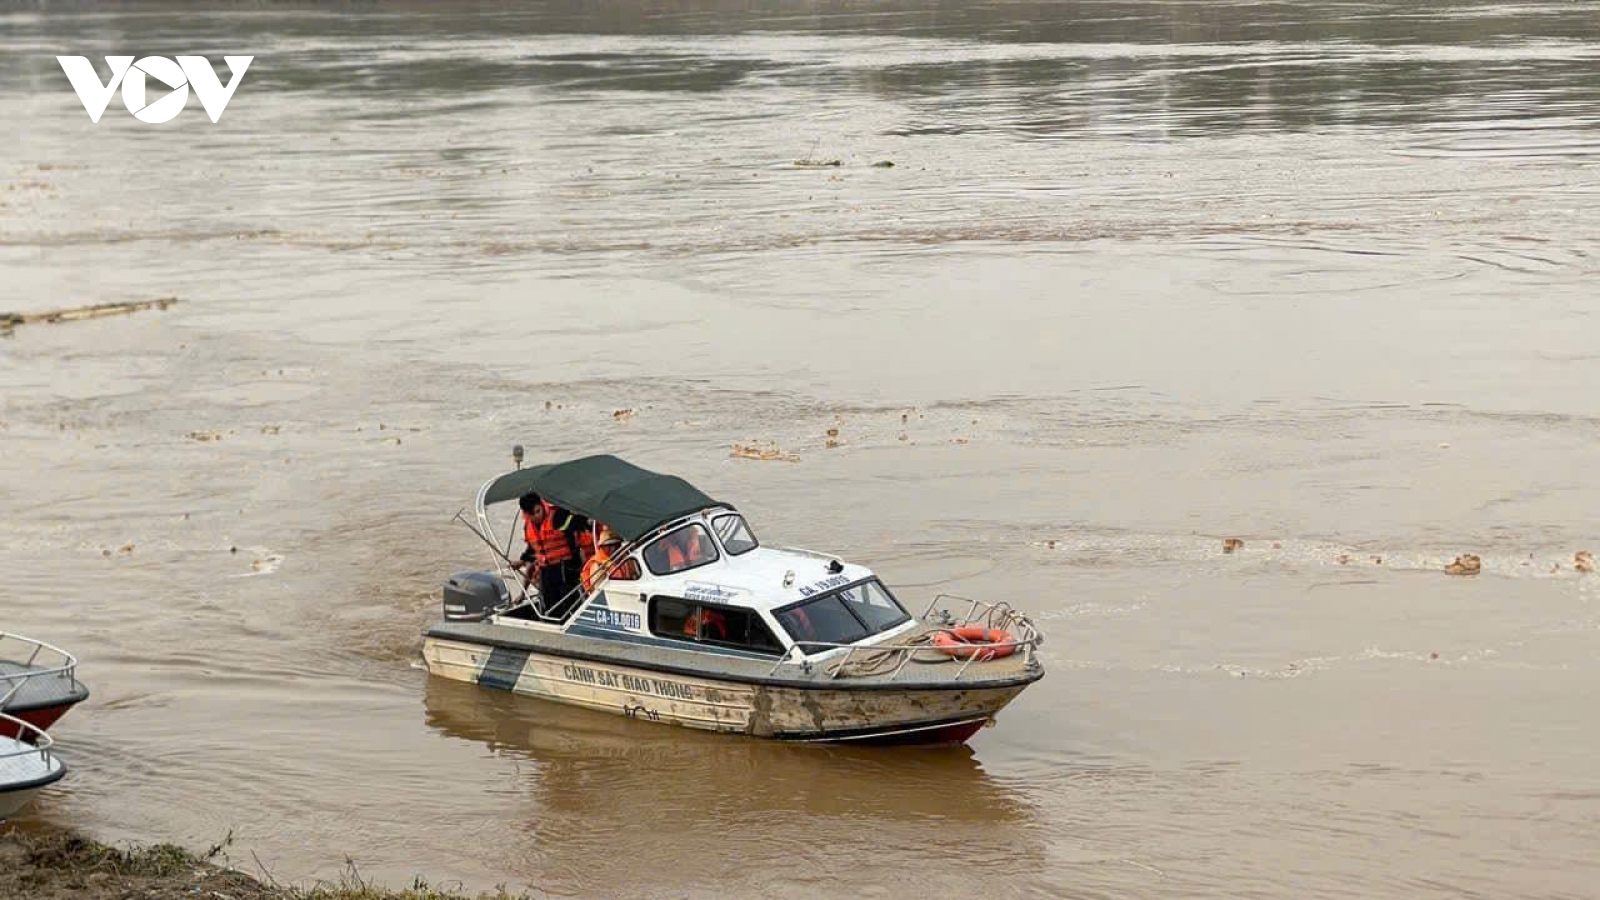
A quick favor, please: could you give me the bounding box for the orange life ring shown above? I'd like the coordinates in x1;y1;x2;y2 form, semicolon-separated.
932;626;1017;661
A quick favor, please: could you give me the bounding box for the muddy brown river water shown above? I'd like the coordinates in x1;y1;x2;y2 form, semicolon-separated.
3;1;1600;897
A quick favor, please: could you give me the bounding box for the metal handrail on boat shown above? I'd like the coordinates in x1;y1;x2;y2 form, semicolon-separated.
0;634;79;710
495;544;642;625
0;713;56;765
766;594;1044;682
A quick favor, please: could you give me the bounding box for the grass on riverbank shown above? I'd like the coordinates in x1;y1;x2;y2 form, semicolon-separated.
0;826;539;900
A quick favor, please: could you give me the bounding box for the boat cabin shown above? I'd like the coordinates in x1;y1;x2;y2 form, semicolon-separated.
453;454;921;661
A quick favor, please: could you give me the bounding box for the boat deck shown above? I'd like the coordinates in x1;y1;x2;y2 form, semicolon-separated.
0;660;88;713
0;734;62;787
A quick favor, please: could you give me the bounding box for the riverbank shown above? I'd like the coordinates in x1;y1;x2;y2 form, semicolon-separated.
0;826;535;900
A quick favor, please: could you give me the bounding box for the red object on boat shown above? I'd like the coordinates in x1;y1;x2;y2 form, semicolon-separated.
932;626;1018;661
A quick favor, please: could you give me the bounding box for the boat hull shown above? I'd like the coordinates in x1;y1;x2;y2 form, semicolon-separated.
0;737;65;822
422;636;1029;744
0;782;50;821
0;702;81;742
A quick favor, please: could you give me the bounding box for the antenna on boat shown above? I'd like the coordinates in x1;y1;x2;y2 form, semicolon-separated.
511;444;524;469
453;509;517;568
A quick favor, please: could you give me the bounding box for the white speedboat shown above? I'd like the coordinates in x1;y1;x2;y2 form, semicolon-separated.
0;713;65;821
422;453;1044;744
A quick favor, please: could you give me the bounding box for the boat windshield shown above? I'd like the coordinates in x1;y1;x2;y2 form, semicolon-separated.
774;579;911;654
710;513;758;556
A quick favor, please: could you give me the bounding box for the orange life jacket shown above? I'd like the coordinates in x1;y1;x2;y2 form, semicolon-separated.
524;508;574;569
550;509;596;562
663;530;708;569
684;609;728;641
580;546;612;592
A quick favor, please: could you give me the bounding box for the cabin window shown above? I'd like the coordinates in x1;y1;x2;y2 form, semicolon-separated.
642;524;720;576
649;596;783;654
774;578;911;655
711;513;758;556
837;580;909;632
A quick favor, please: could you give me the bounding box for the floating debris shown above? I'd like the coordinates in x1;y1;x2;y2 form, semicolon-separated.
1337;554;1353;565
1371;556;1383;565
185;430;222;442
730;441;799;463
259;424;280;435
825;427;839;437
794;158;841;168
1444;554;1481;576
1272;541;1282;549
1222;538;1244;554
118;543;134;555
613;408;636;421
1576;551;1594;574
872;160;895;168
825;438;841;449
1;297;178;335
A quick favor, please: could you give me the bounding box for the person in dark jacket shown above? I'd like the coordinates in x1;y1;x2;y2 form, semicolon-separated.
518;492;582;617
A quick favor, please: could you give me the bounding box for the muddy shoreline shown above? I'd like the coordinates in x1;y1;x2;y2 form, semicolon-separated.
0;826;534;900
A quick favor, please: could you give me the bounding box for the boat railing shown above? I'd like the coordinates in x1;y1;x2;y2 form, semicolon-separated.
0;634;79;710
766;594;1044;682
0;713;55;765
493;548;637;626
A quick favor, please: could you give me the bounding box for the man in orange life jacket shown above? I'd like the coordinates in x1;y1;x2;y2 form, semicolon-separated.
519;492;583;616
658;526;714;571
564;510;596;564
684;606;728;641
580;526;623;592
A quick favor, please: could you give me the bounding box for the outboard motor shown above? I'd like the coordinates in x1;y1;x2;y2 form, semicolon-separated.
442;571;508;622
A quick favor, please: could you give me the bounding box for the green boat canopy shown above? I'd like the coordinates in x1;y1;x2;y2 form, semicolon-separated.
481;454;724;542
